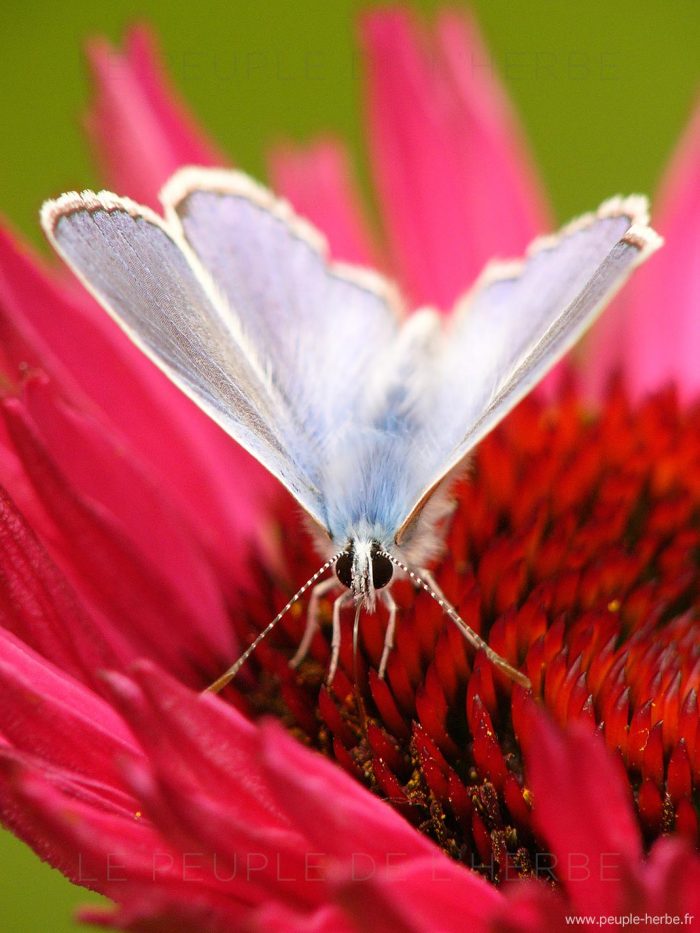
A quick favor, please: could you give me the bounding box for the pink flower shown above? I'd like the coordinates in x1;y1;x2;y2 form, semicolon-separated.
359;8;550;311
85;27;226;208
1;8;699;932
584;97;700;403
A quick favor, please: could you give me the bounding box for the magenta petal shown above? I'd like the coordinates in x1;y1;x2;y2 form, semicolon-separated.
117;753;311;902
577;289;630;402
0;629;135;780
0;757;151;891
268;137;379;267
22;375;233;652
3;401;231;680
526;712;641;915
586;96;700;401
491;879;567;933
103;663;284;828
260;719;435;860
251;902;353;933
0;225;89;404
106;666;498;927
0;222;274;585
85;25;225;207
0;746;137;822
332;875;425;933
627;97;700;402
79;897;245;933
361;9;549;311
639;838;700;918
2;752;258;930
331;855;501;933
0;484;124;683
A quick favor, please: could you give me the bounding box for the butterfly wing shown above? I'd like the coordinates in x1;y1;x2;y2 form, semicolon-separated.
42;177;660;550
160;168;401;450
41;190;324;522
42;171;402;535
395;196;662;542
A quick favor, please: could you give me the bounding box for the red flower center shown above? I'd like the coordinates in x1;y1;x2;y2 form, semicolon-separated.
224;387;700;883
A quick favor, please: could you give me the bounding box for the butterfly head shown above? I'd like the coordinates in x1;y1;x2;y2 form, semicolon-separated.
335;539;393;609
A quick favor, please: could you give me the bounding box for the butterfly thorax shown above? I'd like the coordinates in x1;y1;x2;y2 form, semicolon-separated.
335;539;393;610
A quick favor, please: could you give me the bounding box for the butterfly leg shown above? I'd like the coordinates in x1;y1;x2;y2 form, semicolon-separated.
378;588;397;679
327;591;353;686
417;568;447;602
289;576;339;669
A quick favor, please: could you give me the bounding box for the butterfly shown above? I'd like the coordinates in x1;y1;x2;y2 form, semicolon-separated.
41;167;661;692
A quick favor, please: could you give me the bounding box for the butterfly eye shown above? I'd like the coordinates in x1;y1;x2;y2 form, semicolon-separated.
335;548;354;588
371;551;393;590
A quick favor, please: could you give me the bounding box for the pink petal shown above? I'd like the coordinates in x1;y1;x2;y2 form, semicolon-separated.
639;838;700;917
3;400;232;681
490;879;567;933
331;855;502;933
250;903;353;933
629;97;700;402
0;628;135;781
5;754;266;933
108;663;492;922
22;375;233;653
102;663;283;828
116;752;312;903
85;25;225;207
268;137;379;266
0;222;277;585
361;9;550;312
0;483;123;684
576;291;629;403
0;751;148;893
585;96;700;402
79;897;244;933
526;711;641;915
332;875;426;933
0;226;88;404
1;752;252;930
0;746;137;820
260;719;437;861
3;762;177;894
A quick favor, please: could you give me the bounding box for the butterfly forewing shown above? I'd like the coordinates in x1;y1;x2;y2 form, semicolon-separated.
395;199;661;540
41;191;327;527
162;168;401;451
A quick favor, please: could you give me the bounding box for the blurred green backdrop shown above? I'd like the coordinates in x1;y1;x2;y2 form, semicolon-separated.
0;0;698;929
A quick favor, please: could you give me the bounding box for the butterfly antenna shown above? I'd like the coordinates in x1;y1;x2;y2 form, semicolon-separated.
204;551;344;694
380;552;531;689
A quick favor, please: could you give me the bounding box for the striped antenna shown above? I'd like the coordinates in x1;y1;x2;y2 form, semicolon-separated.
380;552;531;689
205;551;344;694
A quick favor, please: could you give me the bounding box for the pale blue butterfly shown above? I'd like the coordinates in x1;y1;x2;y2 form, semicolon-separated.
41;168;661;691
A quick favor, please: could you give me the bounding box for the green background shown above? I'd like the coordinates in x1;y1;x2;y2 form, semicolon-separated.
0;0;698;929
